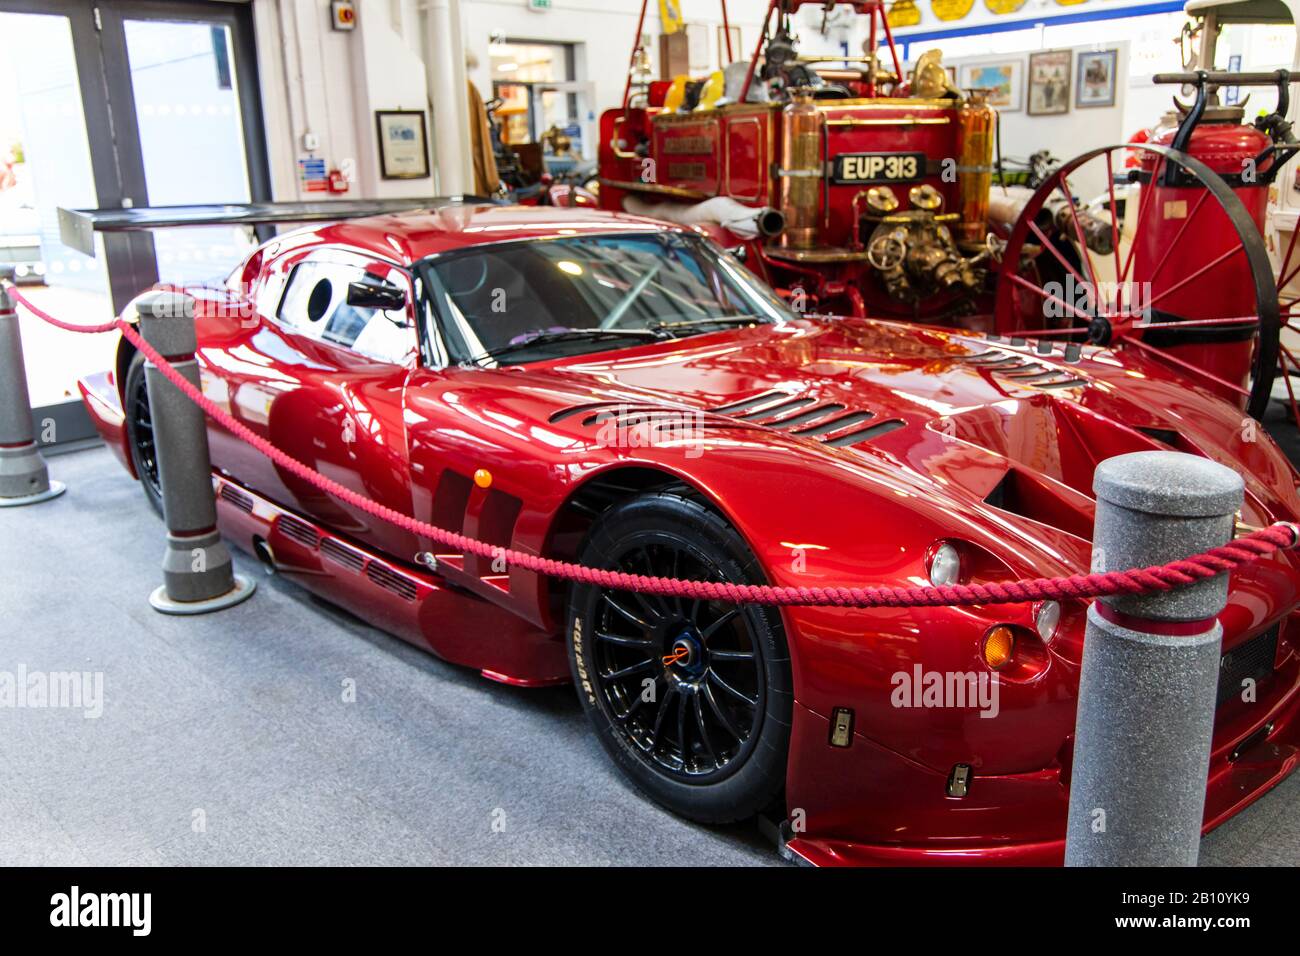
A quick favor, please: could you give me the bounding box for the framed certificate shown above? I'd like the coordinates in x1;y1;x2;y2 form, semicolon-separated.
1076;49;1118;108
375;110;430;180
1027;49;1072;116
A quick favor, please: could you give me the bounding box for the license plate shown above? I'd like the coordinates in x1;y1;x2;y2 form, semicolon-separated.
832;152;926;184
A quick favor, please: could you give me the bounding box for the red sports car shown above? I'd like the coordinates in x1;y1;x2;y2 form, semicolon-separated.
78;203;1300;865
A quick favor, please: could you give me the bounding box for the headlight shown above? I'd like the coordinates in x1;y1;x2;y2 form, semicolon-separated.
1035;601;1061;644
928;542;961;586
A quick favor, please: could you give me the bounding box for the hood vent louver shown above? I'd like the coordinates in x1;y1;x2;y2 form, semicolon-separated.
734;396;817;420
707;392;905;449
790;409;873;437
824;419;907;446
549;392;907;451
961;347;1087;390
710;390;790;415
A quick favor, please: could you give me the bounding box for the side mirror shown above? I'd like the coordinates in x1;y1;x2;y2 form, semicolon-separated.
346;279;406;311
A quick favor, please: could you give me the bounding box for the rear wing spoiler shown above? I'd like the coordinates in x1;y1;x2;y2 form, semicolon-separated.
57;196;495;256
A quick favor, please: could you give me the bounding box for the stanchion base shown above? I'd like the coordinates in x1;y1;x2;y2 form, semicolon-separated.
149;573;257;616
0;480;66;508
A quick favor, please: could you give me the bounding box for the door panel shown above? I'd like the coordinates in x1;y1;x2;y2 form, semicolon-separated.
402;366;554;629
200;247;420;562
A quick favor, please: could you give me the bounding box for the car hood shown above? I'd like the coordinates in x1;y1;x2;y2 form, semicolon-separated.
502;317;1299;563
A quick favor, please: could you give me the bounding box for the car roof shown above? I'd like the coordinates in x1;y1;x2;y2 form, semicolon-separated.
298;204;686;264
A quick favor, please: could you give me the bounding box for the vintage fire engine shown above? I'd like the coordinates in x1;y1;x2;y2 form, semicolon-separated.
598;0;1300;420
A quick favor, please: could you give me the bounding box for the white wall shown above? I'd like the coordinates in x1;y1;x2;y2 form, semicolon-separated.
253;0;432;201
459;0;773;161
252;0;779;200
942;41;1130;199
249;1;1300;204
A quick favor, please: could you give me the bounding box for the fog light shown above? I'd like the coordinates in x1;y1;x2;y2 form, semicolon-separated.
983;625;1015;670
928;542;961;586
1035;601;1061;644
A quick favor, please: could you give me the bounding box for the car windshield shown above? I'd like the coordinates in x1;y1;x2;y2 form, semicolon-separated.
420;232;794;366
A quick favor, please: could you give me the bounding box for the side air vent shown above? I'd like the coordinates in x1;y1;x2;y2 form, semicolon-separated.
984;468;1093;540
219;484;254;513
277;514;320;550
366;563;419;602
320;537;366;573
431;469;474;536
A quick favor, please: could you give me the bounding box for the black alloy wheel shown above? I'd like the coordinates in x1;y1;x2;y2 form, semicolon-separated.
124;351;164;517
567;489;791;823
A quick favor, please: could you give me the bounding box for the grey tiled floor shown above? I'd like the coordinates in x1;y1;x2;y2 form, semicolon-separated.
0;446;1295;866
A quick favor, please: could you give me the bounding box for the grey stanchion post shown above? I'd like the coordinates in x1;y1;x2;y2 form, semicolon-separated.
135;291;255;614
1065;450;1243;866
0;267;65;506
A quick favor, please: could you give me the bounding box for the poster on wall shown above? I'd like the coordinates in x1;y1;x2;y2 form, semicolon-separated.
375;110;430;179
1027;50;1072;115
931;0;975;20
1076;49;1118;108
959;60;1023;111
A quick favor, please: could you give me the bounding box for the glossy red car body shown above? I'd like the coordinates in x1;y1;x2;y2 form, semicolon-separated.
79;204;1300;865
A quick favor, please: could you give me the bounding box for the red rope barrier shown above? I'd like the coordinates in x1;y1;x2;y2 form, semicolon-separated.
6;281;1298;609
2;284;121;334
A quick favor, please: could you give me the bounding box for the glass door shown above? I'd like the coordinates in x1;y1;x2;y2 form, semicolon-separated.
0;0;268;418
0;2;117;408
106;4;268;286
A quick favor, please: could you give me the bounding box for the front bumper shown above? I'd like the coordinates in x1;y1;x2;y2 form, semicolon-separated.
77;370;136;479
784;620;1300;866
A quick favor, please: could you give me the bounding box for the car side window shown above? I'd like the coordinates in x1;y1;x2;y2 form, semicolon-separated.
276;255;415;365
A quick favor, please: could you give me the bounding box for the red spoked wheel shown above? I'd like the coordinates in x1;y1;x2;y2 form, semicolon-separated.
1270;213;1300;423
993;143;1279;420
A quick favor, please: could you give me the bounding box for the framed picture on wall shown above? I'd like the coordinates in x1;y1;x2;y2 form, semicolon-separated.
375;110;429;180
1027;49;1072;115
1076;49;1118;108
958;59;1023;111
